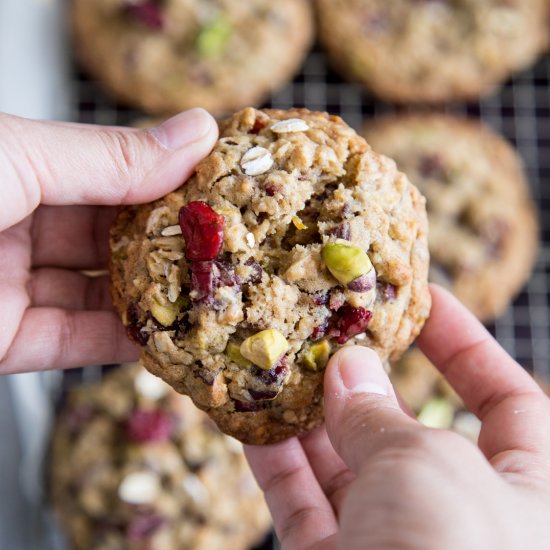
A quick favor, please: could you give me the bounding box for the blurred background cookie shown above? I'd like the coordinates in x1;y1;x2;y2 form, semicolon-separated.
317;0;549;103
50;364;271;550
71;0;314;115
364;114;539;322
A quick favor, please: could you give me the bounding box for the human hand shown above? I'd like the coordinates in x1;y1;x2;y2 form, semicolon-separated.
0;109;218;374
246;285;550;549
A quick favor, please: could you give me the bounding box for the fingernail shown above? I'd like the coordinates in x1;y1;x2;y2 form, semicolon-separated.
150;108;215;150
337;346;389;396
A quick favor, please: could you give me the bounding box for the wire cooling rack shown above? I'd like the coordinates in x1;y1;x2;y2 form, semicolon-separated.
61;44;550;549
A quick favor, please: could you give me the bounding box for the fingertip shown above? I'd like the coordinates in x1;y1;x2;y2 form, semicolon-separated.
325;346;392;399
148;108;218;151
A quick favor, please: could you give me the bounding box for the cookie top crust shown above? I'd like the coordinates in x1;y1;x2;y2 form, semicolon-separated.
50;365;270;550
365;114;538;321
72;0;313;115
110;107;430;444
317;0;549;103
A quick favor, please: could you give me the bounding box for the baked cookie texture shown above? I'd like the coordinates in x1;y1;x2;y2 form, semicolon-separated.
390;349;481;443
71;0;313;115
50;364;271;550
317;0;549;103
110;107;431;444
365;114;538;322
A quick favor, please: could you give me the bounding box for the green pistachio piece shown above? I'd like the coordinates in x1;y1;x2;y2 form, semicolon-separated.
417;398;454;429
302;340;331;371
322;242;373;285
240;329;289;371
226;342;253;368
150;296;184;327
197;15;232;58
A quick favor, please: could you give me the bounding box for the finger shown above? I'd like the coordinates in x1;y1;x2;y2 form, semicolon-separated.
0;109;218;231
418;285;550;459
29;268;111;311
245;438;338;550
324;346;423;474
299;426;355;515
0;308;139;373
32;205;115;269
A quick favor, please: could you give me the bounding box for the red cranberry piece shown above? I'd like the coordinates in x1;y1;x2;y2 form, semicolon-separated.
248;389;279;401
376;281;397;303
179;202;224;261
251;118;267;134
190;261;215;303
328;306;372;344
251;360;288;385
234;400;266;412
329;222;351;240
245;259;263;284
127;512;165;541
124;1;164;30
126;303;149;345
126;409;172;443
312;318;329;340
312;291;329;306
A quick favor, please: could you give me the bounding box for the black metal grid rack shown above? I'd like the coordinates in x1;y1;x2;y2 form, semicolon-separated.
62;44;550;549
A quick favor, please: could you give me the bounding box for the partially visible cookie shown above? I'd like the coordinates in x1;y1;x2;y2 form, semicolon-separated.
110;107;431;444
391;349;481;443
365;114;538;321
50;364;271;550
317;0;549;103
72;0;313;115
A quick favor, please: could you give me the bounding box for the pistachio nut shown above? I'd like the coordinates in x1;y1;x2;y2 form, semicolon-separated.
197;15;232;58
240;329;289;370
150;295;184;327
322;242;373;286
302;340;331;371
226;342;253;368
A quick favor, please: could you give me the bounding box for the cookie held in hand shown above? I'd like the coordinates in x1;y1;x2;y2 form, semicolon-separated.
110;107;430;444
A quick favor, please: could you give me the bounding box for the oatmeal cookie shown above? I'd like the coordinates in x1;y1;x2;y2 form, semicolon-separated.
317;0;549;103
391;348;481;443
365;114;538;321
72;0;313;115
50;364;271;550
110;107;430;444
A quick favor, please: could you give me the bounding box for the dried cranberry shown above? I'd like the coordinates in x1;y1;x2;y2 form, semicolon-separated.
190;260;240;304
251;360;288;385
126;512;165;541
251;118;267;134
124;1;164;30
248;389;279;401
312;291;329;306
126;303;148;345
265;184;281;197
234;400;266;412
376;281;397;303
245;259;263;284
125;409;172;443
418;154;446;180
329;223;351;240
328;306;371;344
179;202;224;261
311;318;329;340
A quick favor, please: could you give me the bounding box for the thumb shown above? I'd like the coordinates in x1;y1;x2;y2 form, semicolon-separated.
324;345;421;473
0;108;218;230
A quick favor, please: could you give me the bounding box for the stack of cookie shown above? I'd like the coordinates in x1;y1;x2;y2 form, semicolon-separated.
50;364;271;550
